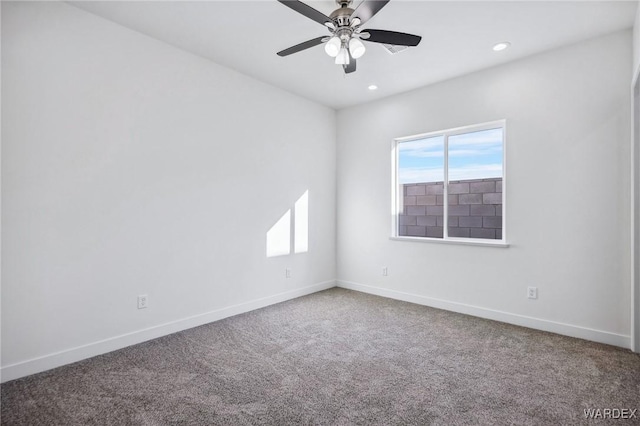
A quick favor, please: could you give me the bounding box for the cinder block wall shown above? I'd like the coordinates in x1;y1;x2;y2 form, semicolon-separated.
399;178;502;239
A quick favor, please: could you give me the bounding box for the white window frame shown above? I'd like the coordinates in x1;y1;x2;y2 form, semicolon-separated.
391;120;508;247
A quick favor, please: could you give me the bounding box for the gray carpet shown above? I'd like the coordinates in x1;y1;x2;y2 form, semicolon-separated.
2;288;639;425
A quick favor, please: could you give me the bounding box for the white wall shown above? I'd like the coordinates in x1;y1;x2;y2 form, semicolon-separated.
633;1;640;353
1;1;634;383
337;30;632;347
634;2;640;75
1;1;336;380
633;81;639;352
0;0;3;380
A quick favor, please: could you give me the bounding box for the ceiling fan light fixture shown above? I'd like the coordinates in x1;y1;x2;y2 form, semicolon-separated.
335;47;350;65
349;37;366;59
325;36;341;57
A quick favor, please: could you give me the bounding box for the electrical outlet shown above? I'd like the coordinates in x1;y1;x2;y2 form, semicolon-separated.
527;287;538;300
285;268;292;278
137;294;148;309
382;267;388;276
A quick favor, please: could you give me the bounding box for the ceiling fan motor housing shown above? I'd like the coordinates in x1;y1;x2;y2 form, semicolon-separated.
330;6;355;29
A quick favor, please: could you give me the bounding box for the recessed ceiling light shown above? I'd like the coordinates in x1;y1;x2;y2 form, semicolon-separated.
492;42;511;52
368;85;378;91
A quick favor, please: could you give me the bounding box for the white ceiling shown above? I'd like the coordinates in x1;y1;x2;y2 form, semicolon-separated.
70;1;637;109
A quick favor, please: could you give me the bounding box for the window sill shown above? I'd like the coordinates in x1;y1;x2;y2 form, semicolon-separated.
390;236;509;248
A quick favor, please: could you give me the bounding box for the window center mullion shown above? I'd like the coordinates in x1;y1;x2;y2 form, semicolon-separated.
443;134;449;238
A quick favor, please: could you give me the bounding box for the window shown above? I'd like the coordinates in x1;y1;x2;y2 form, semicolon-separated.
393;120;505;244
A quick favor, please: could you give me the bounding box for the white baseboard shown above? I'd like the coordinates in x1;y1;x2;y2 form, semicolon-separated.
3;279;630;383
337;280;630;349
1;280;336;383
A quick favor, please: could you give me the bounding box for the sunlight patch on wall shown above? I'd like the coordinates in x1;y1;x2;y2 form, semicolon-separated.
266;190;309;258
294;190;309;254
266;209;291;258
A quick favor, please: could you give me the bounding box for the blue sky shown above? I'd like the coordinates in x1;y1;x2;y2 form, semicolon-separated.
398;128;503;184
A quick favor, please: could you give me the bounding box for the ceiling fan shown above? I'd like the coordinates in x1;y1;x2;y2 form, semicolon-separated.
276;0;422;74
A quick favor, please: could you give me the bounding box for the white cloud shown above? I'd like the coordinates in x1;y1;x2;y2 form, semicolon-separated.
399;164;502;184
399;167;443;184
449;147;501;157
399;137;443;158
400;132;502;159
449;164;502;181
449;132;502;147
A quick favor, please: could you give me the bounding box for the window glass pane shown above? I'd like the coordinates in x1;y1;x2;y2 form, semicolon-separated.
398;135;445;238
447;128;503;240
